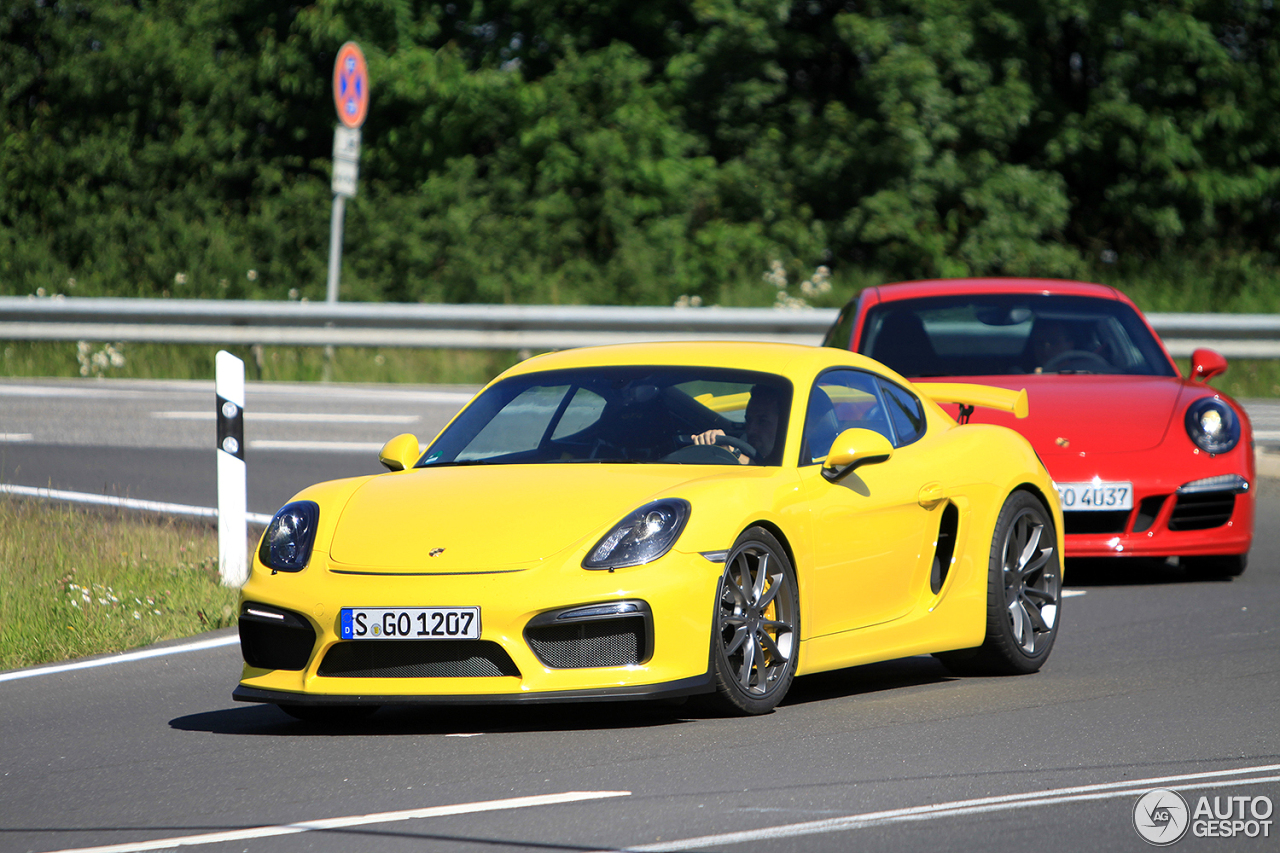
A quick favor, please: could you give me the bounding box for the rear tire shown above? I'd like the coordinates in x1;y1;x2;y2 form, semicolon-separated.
705;528;799;715
936;491;1061;676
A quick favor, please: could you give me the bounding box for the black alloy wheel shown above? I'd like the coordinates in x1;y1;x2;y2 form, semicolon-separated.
707;527;799;715
937;491;1062;675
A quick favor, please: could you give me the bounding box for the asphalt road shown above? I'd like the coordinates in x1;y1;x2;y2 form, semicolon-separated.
2;376;1279;514
0;378;480;516
1;377;1278;853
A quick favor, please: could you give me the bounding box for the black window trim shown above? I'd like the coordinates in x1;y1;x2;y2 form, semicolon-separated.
802;367;917;466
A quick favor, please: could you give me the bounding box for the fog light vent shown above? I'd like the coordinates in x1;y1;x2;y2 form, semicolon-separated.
527;618;646;669
239;603;315;671
1169;492;1235;531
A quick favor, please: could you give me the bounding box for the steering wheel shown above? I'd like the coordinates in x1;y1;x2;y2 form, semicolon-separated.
676;433;759;463
713;434;758;461
1043;350;1111;373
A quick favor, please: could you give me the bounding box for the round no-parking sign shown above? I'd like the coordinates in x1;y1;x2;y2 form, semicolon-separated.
333;42;369;129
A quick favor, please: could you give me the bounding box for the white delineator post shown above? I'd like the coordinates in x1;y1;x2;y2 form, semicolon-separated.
216;351;248;587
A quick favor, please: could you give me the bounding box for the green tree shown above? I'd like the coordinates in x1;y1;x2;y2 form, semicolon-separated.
2;0;1279;305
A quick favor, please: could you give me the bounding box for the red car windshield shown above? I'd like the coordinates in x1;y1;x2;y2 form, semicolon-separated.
856;294;1176;378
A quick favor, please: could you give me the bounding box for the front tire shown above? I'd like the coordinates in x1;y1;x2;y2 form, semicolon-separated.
706;528;799;715
937;491;1061;676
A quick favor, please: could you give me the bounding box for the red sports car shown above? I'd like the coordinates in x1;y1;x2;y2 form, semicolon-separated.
824;278;1253;577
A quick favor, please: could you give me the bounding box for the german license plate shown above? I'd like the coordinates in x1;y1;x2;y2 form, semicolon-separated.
340;607;480;640
1055;481;1133;512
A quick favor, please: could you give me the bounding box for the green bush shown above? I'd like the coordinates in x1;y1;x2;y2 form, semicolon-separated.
3;1;1279;306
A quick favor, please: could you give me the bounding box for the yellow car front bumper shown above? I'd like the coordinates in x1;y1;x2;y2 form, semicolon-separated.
233;548;723;706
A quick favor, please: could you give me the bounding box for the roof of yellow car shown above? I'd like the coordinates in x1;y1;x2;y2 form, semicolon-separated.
500;341;887;378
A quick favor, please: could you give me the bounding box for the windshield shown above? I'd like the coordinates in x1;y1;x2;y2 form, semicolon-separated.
859;294;1176;378
417;366;793;467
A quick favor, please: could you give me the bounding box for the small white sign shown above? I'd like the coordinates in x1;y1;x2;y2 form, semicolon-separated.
333;126;361;161
332;126;361;196
332;158;359;197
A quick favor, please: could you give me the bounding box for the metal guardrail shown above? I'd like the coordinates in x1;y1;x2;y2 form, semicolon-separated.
1;296;1277;358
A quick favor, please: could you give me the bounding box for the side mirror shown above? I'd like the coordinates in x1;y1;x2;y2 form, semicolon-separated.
378;433;422;471
822;428;893;482
1190;348;1228;383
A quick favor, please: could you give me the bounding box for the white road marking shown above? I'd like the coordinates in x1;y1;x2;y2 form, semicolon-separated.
1062;589;1086;597
0;483;274;526
41;791;631;853
0;634;240;684
0;385;153;398
0;382;475;405
151;411;420;424
242;385;474;404
249;439;385;452
0;432;34;441
608;765;1280;852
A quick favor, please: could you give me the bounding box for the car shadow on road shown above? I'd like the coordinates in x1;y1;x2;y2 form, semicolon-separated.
780;655;957;708
1063;556;1235;586
169;697;698;737
171;656;957;736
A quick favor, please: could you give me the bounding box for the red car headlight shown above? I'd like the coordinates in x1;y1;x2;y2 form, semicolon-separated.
1184;398;1240;455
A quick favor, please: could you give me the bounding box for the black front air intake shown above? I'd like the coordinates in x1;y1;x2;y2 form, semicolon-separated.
318;640;520;678
524;600;653;669
1169;492;1235;531
239;603;316;671
1132;495;1168;533
1063;510;1129;535
526;618;647;668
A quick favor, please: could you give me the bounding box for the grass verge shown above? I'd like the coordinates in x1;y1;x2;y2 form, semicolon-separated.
0;340;524;385
4;341;1278;397
1173;358;1280;400
0;497;243;670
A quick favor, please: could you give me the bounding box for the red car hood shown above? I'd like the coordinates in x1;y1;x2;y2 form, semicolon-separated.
935;375;1187;456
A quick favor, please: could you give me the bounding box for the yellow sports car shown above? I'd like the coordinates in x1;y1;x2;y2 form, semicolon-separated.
234;342;1064;718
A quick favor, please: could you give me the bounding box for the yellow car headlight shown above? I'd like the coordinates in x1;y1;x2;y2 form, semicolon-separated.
583;499;690;570
259;501;319;572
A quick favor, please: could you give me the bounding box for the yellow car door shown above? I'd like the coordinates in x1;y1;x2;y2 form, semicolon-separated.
798;371;939;636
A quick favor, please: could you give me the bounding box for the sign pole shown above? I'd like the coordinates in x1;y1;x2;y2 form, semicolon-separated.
215;351;248;587
327;42;369;305
325;193;346;304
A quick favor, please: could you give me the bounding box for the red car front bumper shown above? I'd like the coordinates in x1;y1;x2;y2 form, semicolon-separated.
1047;445;1255;559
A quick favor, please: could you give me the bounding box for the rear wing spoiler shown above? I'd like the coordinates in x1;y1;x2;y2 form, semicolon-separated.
693;391;749;413
916;383;1029;419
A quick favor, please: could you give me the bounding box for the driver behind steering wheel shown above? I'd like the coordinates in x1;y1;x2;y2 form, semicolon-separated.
691;385;783;465
1029;319;1075;372
1029;318;1113;374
